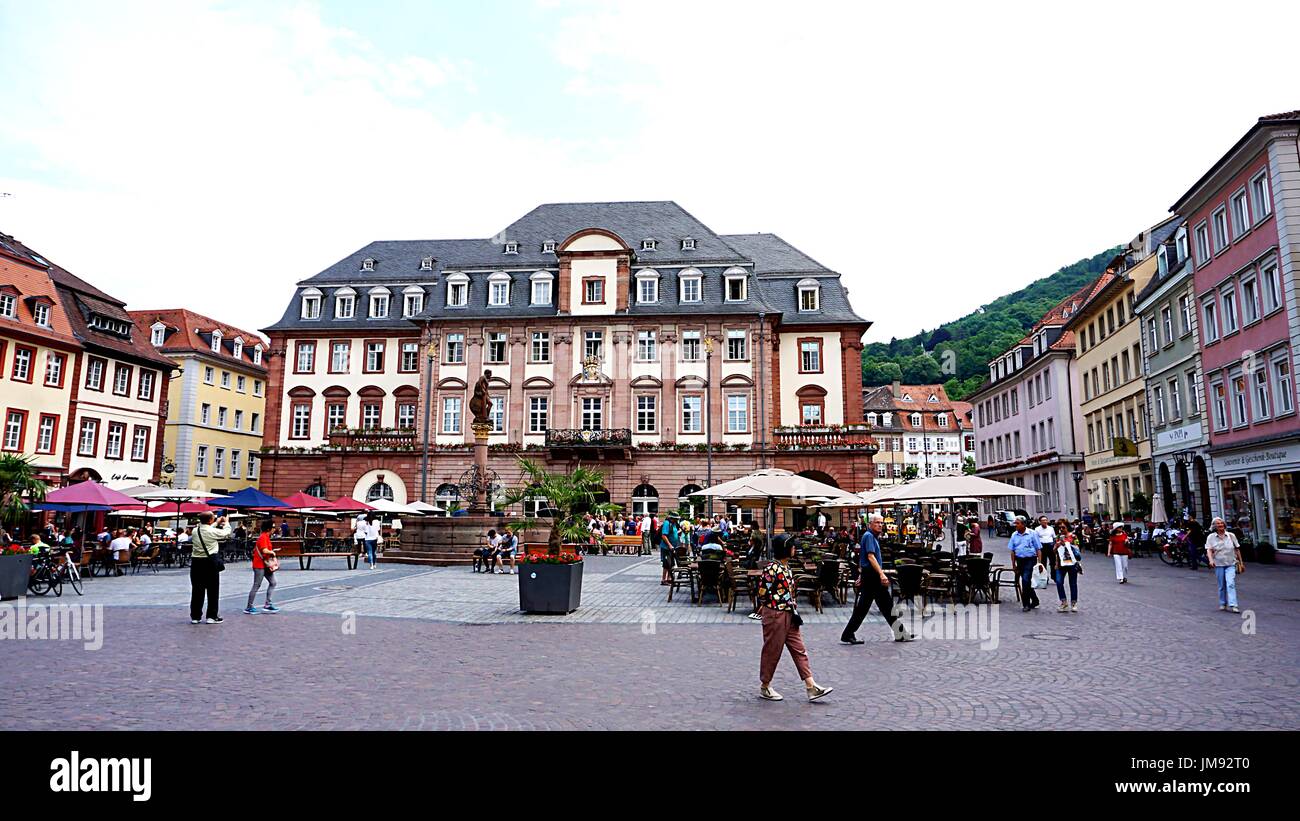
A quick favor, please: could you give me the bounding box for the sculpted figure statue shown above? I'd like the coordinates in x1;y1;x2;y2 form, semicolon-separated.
469;369;492;426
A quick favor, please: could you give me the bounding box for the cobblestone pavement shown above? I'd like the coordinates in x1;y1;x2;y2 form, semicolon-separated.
2;544;1297;730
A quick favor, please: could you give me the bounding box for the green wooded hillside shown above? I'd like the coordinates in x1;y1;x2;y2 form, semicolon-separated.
862;247;1120;400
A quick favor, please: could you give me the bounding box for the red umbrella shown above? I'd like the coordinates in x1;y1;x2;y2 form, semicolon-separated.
326;496;374;512
149;501;218;515
279;491;332;510
43;481;142;508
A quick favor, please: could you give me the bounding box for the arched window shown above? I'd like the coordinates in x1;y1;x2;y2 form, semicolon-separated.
631;483;659;516
366;482;395;503
434;483;460;515
304;483;327;499
678;484;702;518
523;484;551;518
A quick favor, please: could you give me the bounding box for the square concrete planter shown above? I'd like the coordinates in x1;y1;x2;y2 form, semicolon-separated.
518;561;583;614
0;553;33;600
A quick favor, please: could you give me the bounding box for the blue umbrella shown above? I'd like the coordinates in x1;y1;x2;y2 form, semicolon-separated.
204;487;289;509
31;503;114;512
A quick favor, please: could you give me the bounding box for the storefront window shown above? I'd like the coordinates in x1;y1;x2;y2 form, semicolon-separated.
1220;477;1255;546
1268;472;1300;549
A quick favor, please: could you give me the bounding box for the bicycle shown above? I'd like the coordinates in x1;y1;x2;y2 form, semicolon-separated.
26;549;62;597
1157;536;1206;568
53;548;84;596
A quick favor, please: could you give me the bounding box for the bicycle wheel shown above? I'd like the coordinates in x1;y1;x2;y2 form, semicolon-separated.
51;573;63;596
27;567;52;596
1158;546;1177;566
67;566;84;596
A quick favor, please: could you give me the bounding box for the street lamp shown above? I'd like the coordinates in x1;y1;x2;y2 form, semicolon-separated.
704;335;714;516
1071;470;1084;519
419;336;438;503
1172;448;1195;520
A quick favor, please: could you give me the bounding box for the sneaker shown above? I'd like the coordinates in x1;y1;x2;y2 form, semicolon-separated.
242;607;260;615
263;603;280;613
1057;602;1069;613
807;684;834;702
759;685;783;701
840;635;864;645
190;619;201;624
1219;605;1227;611
747;612;762;621
1070;603;1078;613
1230;606;1240;614
206;617;223;624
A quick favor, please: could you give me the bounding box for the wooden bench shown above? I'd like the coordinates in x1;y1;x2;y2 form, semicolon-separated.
274;540;361;570
602;534;643;555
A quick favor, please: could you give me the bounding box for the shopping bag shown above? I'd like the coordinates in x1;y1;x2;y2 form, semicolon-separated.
1031;563;1050;589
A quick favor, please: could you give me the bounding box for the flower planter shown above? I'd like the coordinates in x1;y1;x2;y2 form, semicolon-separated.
518;561;583;614
0;553;34;600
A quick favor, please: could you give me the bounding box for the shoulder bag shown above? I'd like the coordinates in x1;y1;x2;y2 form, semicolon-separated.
197;527;225;573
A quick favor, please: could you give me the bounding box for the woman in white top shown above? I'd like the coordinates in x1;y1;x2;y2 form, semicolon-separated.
360;514;383;570
1205;517;1243;613
1053;525;1081;612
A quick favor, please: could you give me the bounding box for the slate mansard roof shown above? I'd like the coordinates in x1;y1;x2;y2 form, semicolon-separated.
265;202;867;332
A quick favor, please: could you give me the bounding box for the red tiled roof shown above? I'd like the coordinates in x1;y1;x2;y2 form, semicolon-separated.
0;254;80;345
129;308;268;372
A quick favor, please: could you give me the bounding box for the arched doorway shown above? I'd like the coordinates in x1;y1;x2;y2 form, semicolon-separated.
1158;462;1173;515
1195;457;1211;525
1175;461;1192;520
678;484;702;518
796;469;839;488
434;483;460;515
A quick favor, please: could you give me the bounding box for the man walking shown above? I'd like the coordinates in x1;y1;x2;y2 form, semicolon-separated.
639;512;653;556
841;513;915;644
1033;515;1057;575
1008;516;1043;612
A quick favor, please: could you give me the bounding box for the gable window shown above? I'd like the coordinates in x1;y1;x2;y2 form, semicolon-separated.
445;333;465;364
361;258;375;272
488;273;511;306
542;240;556;253
504;242;518;255
446;275;469;307
797;279;820;311
680;271;702;303
1251;171;1272;220
0;292;15;319
725;275;746;301
403;288;424;317
636;272;659;304
641;239;657;251
583;277;605;304
681;238;695;251
334;288;356;319
231;337;243;360
300;289;321;319
420;256;434;271
210;330;222;354
368;289;390;319
530;272;553;305
33;303;51;327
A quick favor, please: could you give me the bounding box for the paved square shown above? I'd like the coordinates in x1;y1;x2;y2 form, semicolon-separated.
2;542;1296;730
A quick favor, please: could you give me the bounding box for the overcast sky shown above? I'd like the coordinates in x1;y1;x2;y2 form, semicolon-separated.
2;0;1298;342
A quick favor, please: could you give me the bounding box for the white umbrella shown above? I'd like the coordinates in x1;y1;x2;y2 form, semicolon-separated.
867;475;1041;559
408;501;441;515
365;498;423;516
694;469;855;558
130;487;221;501
1149;492;1169;524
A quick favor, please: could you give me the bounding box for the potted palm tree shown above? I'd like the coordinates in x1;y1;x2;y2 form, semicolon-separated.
504;457;620;614
0;454;47;599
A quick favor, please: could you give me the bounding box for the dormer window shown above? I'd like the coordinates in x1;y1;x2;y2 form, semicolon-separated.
681;238;696;251
679;269;702;303
361;258;375;272
902;393;913;402
928;394;939;403
542;240;556;253
253;345;263;366
232;337;244;359
882;412;892;426
368;287;391;319
211;330;223;354
504;242;518;255
0;290;16;319
636;270;659;304
446;273;469;307
150;322;166;346
937;413;948;427
420;256;434;271
334;287;356;319
910;413;922;426
33;302;51;328
867;412;878;426
530;271;553;305
724;269;747;302
641;239;657;252
797;278;821;311
488;272;511;306
300;288;322;320
402;285;425;317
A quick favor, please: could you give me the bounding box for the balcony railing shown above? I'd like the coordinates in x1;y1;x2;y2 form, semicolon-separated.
772;424;879;452
545;428;633;449
327;428;418;450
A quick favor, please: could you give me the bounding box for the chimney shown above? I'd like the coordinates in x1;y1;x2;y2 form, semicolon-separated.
891;380;901;399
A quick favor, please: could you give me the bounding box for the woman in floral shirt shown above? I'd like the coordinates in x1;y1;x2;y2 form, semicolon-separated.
756;538;832;703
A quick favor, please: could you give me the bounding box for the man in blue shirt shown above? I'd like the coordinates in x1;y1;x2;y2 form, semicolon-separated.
659;513;680;585
1007;517;1044;611
841;513;915;644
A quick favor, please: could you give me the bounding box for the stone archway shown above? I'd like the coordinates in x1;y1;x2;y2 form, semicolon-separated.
352;469;408;506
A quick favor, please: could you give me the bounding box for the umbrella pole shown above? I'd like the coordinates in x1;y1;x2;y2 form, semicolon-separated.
765;498;774;561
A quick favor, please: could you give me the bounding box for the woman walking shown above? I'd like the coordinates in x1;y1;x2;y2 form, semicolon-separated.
1205;517;1243;613
244;520;280;614
361;513;382;570
1054;524;1081;612
1107;522;1131;583
190;512;231;624
755;537;833;703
